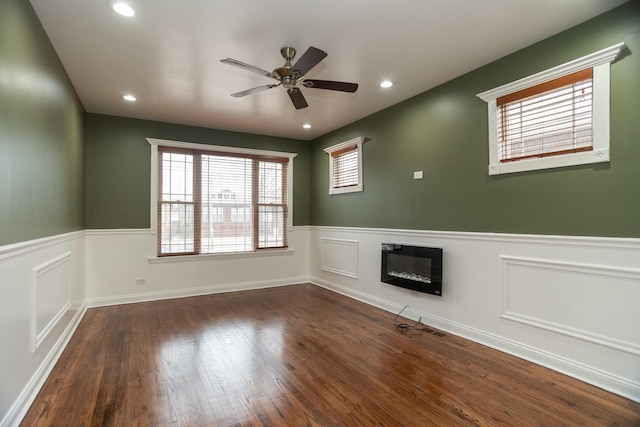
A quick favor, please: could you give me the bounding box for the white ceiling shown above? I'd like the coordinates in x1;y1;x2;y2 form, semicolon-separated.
29;0;627;141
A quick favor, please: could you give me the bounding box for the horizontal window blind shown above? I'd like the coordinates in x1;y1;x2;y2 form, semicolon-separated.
201;154;253;253
158;146;288;256
331;146;359;188
497;68;593;163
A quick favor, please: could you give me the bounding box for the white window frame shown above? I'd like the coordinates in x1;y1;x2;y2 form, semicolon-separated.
323;136;365;195
147;138;297;258
477;43;624;176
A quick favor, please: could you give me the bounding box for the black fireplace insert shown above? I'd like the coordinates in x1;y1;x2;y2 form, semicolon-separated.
381;244;443;296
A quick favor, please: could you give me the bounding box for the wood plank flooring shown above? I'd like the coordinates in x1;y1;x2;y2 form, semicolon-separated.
22;284;640;426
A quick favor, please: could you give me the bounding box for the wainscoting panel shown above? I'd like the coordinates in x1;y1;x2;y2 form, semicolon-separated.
0;232;85;427
320;238;359;279
309;226;640;402
32;253;72;352
500;256;640;356
84;228;310;306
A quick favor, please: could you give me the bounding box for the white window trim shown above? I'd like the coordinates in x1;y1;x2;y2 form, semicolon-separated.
146;137;297;234
477;42;624;176
323;136;365;195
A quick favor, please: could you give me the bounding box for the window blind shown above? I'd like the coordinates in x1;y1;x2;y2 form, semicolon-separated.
158;147;288;256
331;146;359;188
497;68;593;163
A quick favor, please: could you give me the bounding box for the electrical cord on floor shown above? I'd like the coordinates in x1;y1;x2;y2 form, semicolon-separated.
393;305;430;332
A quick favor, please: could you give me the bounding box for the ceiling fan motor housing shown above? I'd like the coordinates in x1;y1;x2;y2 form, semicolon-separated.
273;47;301;86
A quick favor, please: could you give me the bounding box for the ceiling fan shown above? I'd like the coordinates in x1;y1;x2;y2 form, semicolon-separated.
220;46;358;109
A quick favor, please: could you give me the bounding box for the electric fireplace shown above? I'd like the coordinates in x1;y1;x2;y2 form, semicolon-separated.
381;244;443;296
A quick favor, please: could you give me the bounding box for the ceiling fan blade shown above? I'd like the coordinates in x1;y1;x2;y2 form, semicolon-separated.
287;88;308;109
220;58;274;79
304;79;358;93
291;47;327;77
231;84;279;97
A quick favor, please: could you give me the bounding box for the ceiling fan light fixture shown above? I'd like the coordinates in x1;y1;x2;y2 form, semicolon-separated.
110;1;135;17
380;80;394;88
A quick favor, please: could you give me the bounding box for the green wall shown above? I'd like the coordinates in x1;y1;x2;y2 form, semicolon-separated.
0;0;85;246
3;0;637;241
85;114;310;228
310;2;640;238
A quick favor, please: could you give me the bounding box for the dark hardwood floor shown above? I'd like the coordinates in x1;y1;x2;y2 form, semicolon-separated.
22;284;640;426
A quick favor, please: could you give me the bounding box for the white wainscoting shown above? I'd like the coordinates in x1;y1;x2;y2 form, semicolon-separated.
84;227;310;307
2;225;639;427
309;226;640;402
0;232;86;427
500;255;640;356
321;238;359;278
31;252;72;352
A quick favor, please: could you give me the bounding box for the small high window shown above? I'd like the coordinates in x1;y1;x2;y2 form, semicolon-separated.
324;136;365;194
478;43;624;175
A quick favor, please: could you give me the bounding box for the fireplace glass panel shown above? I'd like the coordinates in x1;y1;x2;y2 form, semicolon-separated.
387;253;432;284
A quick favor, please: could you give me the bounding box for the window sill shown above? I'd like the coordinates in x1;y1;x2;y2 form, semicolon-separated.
147;248;295;264
329;184;363;195
489;148;610;175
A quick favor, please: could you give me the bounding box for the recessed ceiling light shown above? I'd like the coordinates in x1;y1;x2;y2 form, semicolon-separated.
380;80;393;88
302;123;312;129
111;1;135;17
122;94;136;102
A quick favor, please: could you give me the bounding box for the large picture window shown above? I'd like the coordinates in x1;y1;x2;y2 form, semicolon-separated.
149;139;295;257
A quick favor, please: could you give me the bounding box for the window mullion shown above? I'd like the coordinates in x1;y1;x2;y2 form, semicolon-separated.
282;162;288;247
252;158;259;251
193;153;202;255
157;152;164;255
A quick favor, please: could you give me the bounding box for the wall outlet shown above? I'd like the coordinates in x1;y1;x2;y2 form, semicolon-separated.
413;171;423;180
135;278;146;286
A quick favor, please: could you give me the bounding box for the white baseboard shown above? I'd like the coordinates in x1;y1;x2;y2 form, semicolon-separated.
1;303;87;427
310;276;640;403
86;276;310;308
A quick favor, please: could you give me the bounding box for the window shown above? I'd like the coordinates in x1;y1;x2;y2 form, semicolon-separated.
323;136;365;194
477;43;624;175
498;69;593;162
148;139;296;257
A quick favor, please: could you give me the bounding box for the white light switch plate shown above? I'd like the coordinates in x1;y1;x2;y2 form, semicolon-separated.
413;171;423;180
